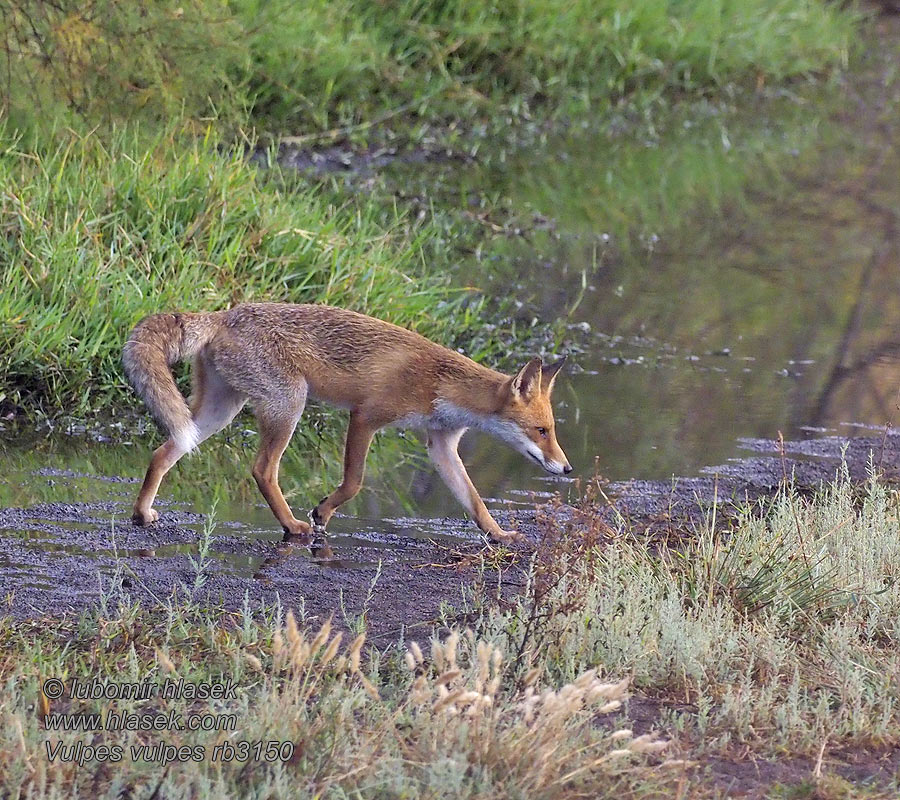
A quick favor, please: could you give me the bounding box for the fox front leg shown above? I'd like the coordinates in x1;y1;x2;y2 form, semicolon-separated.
426;428;522;543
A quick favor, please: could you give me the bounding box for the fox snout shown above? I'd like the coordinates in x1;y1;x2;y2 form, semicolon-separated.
538;449;573;476
521;429;572;476
512;425;571;476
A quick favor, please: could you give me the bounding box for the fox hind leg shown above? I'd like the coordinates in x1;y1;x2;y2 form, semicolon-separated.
133;356;246;526
312;412;377;529
132;439;185;526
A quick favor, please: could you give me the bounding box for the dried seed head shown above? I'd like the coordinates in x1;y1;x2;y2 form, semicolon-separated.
520;690;540;725
523;667;541;687
410;675;428;706
348;634;365;673
558;683;579;706
156;648;175;675
245;653;263;672
435;669;461;688
409;641;423;665
321;632;343;665
659;759;691;768
285;611;300;648
588;678;630;703
404;651;417;672
628;734;668;754
310;620;332;655
574;669;598;688
432;639;444;672
477;641;491;677
433;687;466;714
291;640;310;671
445;631;459;669
610;729;633;741
359;674;380;700
272;630;284;659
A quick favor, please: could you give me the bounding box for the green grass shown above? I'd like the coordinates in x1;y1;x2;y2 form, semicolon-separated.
0;125;487;418
2;0;860;137
0;0;863;420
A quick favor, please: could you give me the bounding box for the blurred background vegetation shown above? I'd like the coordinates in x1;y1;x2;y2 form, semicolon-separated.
2;0;857;137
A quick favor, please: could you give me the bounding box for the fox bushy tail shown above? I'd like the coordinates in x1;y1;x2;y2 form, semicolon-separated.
122;312;215;452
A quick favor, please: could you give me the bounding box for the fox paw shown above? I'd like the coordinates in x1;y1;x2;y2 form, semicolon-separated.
282;520;312;542
309;500;330;532
132;508;159;526
491;528;523;543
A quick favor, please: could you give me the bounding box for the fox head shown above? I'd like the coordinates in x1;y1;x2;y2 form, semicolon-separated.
500;356;572;476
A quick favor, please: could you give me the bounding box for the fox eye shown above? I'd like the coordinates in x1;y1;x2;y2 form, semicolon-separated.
536;427;548;437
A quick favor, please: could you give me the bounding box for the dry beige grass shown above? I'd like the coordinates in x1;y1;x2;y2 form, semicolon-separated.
0;607;676;799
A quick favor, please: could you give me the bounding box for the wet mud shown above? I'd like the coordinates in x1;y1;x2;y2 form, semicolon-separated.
4;16;900;644
2;427;898;640
0;479;533;643
252;139;470;177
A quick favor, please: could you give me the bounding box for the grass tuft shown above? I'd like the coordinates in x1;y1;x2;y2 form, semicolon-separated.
0;124;479;418
482;469;900;754
2;470;900;793
0;600;674;798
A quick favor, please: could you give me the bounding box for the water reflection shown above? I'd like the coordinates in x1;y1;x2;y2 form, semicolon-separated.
420;25;900;490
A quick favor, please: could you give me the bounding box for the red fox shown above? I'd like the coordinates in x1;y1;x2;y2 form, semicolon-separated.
123;303;571;543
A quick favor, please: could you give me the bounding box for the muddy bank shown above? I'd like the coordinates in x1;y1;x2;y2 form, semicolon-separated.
2;427;898;638
0;487;533;643
251;138;471;177
604;429;900;539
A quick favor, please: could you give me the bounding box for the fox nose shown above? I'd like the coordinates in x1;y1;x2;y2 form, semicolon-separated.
563;464;573;474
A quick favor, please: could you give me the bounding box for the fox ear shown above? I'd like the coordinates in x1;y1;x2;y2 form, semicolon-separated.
510;358;543;401
541;355;567;394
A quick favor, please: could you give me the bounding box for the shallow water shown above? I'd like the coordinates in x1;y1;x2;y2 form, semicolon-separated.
0;430;488;587
408;20;900;497
2;22;899;577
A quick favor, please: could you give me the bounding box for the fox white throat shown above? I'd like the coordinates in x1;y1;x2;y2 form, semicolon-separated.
421;400;565;475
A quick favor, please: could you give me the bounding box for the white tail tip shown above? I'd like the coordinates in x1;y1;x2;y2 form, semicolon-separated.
173;421;201;454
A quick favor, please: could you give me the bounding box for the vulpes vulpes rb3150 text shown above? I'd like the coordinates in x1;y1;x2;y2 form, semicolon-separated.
123;303;571;542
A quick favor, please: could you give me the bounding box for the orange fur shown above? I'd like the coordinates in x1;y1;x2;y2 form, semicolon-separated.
123;303;571;542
